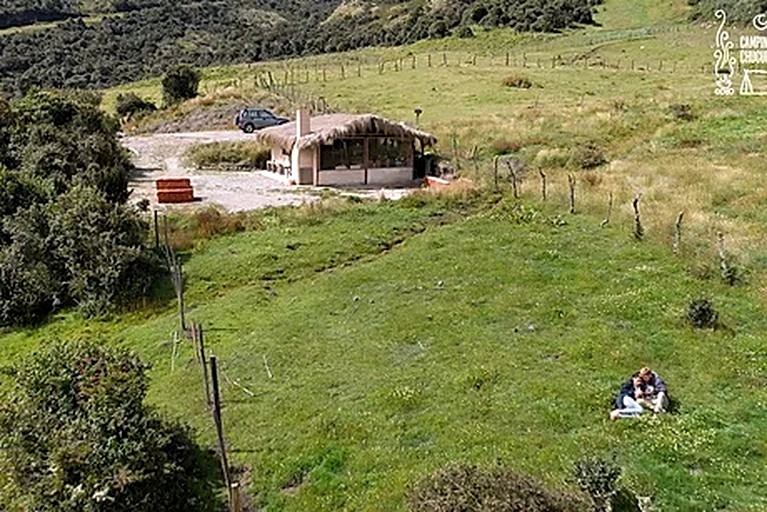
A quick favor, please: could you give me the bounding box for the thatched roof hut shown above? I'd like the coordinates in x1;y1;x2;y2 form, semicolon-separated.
254;113;438;150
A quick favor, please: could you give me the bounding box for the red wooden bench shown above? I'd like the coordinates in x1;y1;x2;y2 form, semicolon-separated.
156;178;194;204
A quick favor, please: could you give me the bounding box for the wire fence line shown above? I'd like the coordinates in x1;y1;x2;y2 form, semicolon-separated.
248;49;710;93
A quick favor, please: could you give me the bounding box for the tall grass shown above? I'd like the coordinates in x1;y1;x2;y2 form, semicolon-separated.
184;141;272;169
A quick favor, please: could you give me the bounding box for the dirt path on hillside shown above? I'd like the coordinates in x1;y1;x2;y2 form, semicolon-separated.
122;131;315;212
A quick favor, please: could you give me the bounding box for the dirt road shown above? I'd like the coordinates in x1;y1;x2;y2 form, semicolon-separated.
122;131;314;212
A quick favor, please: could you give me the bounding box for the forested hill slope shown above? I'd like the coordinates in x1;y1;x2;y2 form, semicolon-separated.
0;0;601;93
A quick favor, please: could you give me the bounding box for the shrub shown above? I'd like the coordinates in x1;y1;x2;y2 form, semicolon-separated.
455;25;474;38
162;65;201;106
502;74;534;89
0;341;221;512
573;457;621;512
0;186;158;323
570;143;607;169
408;464;588;512
490;138;523;155
669;103;695;121
687;298;718;328
115;92;157;118
428;20;449;39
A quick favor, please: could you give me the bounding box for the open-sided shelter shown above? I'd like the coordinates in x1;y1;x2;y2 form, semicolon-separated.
255;110;437;187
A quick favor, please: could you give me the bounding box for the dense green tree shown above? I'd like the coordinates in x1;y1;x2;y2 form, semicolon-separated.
0;0;602;93
115;92;157;118
0;341;221;511
0;89;156;326
162;65;201;106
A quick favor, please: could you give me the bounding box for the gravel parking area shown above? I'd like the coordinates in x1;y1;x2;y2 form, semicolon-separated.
122;131;315;212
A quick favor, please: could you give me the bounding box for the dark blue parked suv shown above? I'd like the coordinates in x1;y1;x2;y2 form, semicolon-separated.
234;108;290;133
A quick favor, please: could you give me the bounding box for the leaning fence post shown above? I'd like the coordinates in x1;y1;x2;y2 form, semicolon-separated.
504;161;519;199
673;212;684;255
210;356;231;490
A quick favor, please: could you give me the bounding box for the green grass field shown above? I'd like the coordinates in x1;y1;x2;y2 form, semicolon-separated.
5;0;767;510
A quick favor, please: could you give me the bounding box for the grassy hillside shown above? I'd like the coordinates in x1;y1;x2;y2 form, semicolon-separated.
2;191;766;510
5;0;767;510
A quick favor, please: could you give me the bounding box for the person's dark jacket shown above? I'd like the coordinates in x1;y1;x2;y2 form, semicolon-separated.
614;379;640;409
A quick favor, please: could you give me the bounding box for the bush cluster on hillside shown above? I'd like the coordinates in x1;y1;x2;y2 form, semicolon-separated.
115;91;157;118
689;0;767;22
0;0;603;93
0;89;158;326
0;341;220;511
408;464;588;512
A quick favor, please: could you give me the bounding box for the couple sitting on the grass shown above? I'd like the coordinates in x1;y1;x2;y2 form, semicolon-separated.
610;366;669;421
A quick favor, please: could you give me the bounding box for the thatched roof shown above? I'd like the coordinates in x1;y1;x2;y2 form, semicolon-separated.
254;113;438;149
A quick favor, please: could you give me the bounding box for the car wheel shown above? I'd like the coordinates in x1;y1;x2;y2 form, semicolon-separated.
243;124;255;133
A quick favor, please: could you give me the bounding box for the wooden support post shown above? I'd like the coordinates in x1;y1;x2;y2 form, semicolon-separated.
539;169;547;202
357;62;361;77
210;356;231;490
505;52;510;66
230;483;243;512
427;54;432;67
442;52;447;66
412;55;416;69
493;156;499;191
340;64;345;79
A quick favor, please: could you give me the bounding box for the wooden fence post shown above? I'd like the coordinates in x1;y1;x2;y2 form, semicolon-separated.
673;212;684;255
504;160;519;199
600;192;614;228
210;356;232;490
633;194;644;240
568;174;576;213
493;156;499;191
153;210;160;249
539;169;547;201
